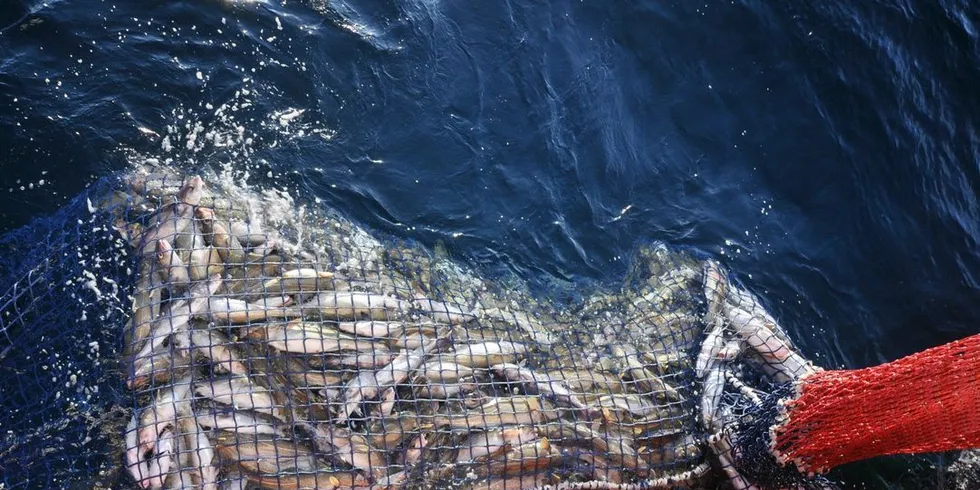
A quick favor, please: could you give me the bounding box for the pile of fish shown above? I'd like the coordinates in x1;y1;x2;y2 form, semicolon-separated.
114;169;808;490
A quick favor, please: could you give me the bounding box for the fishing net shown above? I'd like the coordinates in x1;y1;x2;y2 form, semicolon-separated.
114;167;717;490
1;163;974;490
0;177;136;489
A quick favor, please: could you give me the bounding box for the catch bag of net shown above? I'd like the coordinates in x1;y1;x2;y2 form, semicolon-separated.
3;164;980;490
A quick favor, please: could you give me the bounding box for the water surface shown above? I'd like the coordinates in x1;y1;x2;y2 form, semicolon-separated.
2;1;979;487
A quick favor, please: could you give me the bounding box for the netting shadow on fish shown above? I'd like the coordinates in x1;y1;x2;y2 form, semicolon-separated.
5;164;976;490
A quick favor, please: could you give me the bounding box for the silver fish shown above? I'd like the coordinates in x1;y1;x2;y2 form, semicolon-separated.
261;268;335;295
177;415;218;490
172;216;205;252
201;299;299;325
337;337;447;422
472;438;559;477
137;176;205;256
703;259;728;327
155;239;190;290
432;395;555;430
611;343;684;403
456;427;538;463
490;363;598;418
441;341;528;368
709;432;760;490
127;345;191;391
253;321;379;354
725;305;814;382
595;393;662;418
316;350;398;370
143;429;177;489
189;328;249;376
412;295;475;325
334;320;413;339
125;414;152;489
386;331;441;350
480;306;555;346
701;363;728;431
212;432;318;475
194;376;282;420
421;360;476;383
194;407;284;437
697;259;730;427
229;219;269;247
122;263;162;363
202;295;250;318
302;423;387;479
415;380;482;401
248;294;293;309
559;446;623;484
188;245;223;282
539;421;650;477
130;277;222;379
205;291;412;324
368;417;432;451
294;291;411;321
137;378;192;455
196;207;246;265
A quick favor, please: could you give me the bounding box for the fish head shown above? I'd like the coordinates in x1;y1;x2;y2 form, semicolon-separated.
125;446;157;489
194;207;216;229
124;416;151;487
154;239;174;264
154;238;173;253
178;175;206;205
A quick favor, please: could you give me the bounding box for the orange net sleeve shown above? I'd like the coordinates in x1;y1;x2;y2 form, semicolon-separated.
772;333;980;474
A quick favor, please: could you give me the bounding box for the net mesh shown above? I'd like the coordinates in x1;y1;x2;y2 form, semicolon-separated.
771;333;980;474
0;177;136;489
0;165;846;489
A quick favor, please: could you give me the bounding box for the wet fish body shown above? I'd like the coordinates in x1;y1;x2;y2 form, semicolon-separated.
261;268;335;295
490;363;598;418
255;321;379;354
155;239;190;290
337;338;445;422
194;376;281;419
442;341;529;369
137;176;204;256
130;277;222;378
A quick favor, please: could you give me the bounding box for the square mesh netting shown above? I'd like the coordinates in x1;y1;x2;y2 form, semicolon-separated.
0;165;843;490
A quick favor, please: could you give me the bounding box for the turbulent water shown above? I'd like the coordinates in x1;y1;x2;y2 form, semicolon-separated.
1;1;979;488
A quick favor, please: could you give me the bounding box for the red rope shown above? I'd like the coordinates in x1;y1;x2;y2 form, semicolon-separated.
772;334;980;473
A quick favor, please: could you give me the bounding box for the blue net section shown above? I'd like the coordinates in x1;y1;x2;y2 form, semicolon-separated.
0;178;137;489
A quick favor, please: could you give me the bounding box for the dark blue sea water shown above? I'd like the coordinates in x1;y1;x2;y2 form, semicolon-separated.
1;0;979;488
